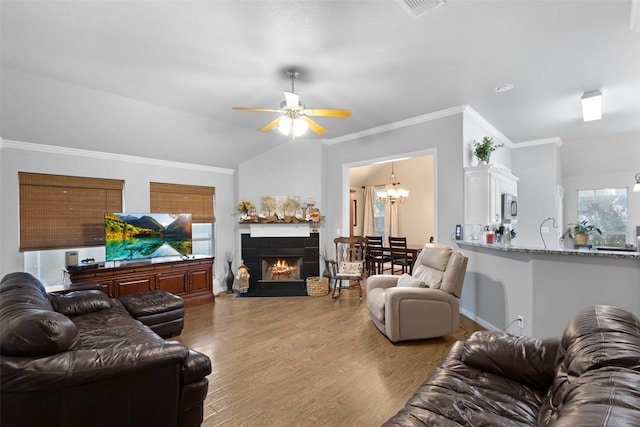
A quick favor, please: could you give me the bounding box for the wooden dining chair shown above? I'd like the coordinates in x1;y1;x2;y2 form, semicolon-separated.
366;235;390;275
388;236;414;275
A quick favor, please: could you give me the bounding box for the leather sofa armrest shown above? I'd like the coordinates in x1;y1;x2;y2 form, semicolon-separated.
461;331;560;391
178;349;211;427
366;274;399;292
181;349;211;384
2;342;189;391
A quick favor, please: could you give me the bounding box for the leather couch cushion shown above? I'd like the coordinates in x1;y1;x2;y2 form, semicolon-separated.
462;331;559;391
538;305;640;426
118;289;184;317
1;272;79;356
1;310;79;356
49;290;113;316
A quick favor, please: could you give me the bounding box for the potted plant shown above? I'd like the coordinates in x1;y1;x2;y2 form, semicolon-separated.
562;220;602;246
472;136;504;164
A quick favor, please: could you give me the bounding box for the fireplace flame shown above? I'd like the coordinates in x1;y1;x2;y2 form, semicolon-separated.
268;258;299;280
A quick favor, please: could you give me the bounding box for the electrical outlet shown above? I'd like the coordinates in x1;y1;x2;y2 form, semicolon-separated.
517;315;524;329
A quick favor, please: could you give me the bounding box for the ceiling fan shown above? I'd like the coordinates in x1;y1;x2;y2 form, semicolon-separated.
232;69;351;138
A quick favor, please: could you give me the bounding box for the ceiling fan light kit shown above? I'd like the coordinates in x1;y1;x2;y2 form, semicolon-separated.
232;68;350;138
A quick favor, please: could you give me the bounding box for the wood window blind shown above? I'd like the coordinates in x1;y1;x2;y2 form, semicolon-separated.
150;182;215;223
19;172;124;251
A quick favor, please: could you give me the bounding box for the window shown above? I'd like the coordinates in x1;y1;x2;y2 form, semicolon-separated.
150;182;215;256
19;172;124;251
373;186;386;237
577;188;627;246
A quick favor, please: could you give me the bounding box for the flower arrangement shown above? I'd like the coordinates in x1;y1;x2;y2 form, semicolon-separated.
236;200;254;214
472;136;504;164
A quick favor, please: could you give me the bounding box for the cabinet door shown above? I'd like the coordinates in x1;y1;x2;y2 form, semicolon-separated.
490;173;502;225
96;281;115;298
465;171;490;226
116;276;154;296
189;267;211;294
156;271;188;295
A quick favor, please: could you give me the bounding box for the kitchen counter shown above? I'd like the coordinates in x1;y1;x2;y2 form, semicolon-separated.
456;240;640;339
458;241;640;260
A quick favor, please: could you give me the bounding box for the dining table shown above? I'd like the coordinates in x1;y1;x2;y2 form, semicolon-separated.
380;243;425;273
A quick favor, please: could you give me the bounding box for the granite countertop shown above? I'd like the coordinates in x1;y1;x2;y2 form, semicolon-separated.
457;240;640;260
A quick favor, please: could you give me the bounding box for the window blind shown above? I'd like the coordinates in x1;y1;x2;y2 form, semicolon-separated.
150;182;215;223
19;172;124;251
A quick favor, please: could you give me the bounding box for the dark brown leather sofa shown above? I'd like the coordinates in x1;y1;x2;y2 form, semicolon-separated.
384;304;640;426
0;272;211;427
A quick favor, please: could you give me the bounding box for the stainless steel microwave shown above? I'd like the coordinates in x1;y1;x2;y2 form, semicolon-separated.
501;194;518;220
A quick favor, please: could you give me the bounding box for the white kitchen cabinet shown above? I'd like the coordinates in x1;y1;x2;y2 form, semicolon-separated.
464;164;519;235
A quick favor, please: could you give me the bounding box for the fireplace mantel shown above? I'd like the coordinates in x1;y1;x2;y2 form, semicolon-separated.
247;223;311;238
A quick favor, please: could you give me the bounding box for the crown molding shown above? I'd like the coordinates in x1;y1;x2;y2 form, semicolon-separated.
323;105;466;145
1;140;235;175
511;137;563;149
462;105;514;148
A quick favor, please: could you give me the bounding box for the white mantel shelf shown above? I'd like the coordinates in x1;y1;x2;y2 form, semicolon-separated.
246;223;311;238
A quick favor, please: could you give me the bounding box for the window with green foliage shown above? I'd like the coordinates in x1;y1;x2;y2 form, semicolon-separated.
577;188;627;246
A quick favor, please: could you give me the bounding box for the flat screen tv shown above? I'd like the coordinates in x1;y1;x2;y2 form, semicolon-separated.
105;213;192;261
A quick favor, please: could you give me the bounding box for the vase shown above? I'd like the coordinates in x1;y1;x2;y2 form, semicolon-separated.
575;233;588;246
225;261;235;293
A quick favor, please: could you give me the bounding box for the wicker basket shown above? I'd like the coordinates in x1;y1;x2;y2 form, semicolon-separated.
306;276;329;297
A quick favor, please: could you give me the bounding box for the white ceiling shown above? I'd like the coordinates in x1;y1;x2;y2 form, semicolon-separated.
2;0;639;168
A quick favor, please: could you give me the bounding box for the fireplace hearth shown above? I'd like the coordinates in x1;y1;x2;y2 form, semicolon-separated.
241;233;319;296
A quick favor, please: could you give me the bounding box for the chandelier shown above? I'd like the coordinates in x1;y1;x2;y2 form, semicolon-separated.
376;162;409;204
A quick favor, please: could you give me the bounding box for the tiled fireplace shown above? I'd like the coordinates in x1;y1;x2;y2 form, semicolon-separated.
240;233;319;296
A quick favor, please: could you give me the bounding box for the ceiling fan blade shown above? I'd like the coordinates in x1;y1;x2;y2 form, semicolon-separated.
283;91;300;109
305;108;351;118
232;107;281;113
260;117;282;132
302;116;327;135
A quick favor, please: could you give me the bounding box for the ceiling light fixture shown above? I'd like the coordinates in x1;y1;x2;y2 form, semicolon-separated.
634;172;640;193
495;83;514;93
278;116;309;138
376;162;409;204
396;0;446;18
581;90;602;122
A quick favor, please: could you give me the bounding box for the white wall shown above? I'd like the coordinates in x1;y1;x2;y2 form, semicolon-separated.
0;142;235;291
560;132;640;245
512;141;563;247
324;112;463;257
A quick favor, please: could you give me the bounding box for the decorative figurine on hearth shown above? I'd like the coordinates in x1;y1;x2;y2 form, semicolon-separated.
236;260;250;293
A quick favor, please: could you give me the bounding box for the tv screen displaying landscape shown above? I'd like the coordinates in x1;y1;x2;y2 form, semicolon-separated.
105;213;192;261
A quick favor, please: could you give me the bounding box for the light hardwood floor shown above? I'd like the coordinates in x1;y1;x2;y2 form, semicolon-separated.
175;287;483;427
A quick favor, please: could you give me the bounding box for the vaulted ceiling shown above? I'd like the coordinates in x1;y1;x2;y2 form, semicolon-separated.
2;1;639;168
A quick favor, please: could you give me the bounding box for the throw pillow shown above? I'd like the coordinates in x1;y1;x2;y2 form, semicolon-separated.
397;273;427;288
339;261;363;275
0;310;79;356
49;290;113;316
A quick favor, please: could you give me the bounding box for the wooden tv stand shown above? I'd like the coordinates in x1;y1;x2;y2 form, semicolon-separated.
68;255;214;307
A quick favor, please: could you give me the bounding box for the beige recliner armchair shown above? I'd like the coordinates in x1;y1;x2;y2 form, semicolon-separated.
366;243;468;342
